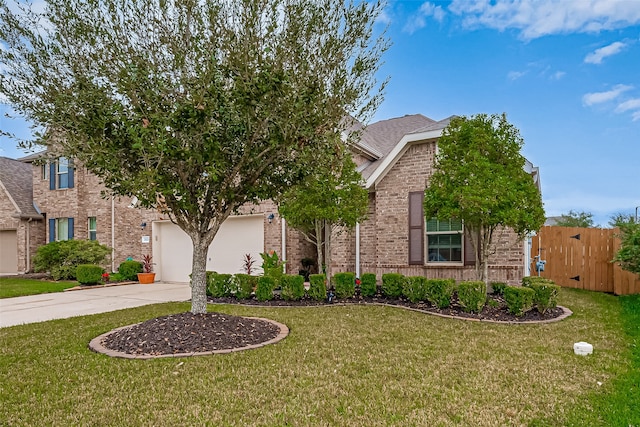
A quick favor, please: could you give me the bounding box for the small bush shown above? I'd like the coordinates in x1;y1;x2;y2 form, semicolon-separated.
308;274;326;301
119;260;142;281
425;279;455;308
234;274;257;299
403;276;428;303
76;264;103;285
490;282;507;295
522;276;554;287
334;272;356;299
360;273;377;297
382;273;405;298
256;276;275;301
207;272;233;297
260;251;285;284
281;274;305;301
504;286;535;316
457;281;486;313
529;282;560;313
33;240;111;280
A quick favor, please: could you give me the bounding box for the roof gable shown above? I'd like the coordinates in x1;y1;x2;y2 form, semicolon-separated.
0;156;42;219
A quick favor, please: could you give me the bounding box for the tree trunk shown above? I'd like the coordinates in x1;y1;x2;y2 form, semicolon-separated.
190;235;211;314
325;220;332;284
314;219;324;276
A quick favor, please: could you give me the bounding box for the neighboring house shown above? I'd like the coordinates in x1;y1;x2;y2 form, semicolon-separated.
0;156;45;274
6;113;540;284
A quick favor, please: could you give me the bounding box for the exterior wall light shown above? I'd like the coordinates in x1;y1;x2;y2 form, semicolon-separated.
267;213;275;224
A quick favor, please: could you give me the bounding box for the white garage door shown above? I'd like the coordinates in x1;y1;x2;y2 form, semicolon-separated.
0;230;18;274
153;215;264;283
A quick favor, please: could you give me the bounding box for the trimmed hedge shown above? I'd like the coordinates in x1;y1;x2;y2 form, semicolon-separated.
281;274;305;301
425;279;455;308
119;260;142;281
403;276;428;303
234;274;257;299
504;286;535;316
33;240;111;280
256;276;275;301
360;273;377;297
522;276;554;287
207;272;233;297
490;282;507;295
529;282;560;313
334;272;356;299
382;273;405;298
457;281;486;313
76;264;103;285
308;274;326;301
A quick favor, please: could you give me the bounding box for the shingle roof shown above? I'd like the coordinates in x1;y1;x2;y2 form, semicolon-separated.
356;114;436;181
0;156;42;219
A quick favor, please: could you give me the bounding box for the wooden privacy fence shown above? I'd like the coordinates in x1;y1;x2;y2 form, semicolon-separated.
531;226;640;295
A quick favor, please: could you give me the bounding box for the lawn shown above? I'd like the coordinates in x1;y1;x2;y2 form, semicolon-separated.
0;277;76;298
0;288;638;426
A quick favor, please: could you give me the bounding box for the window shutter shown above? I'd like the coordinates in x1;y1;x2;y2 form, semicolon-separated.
68;160;74;188
49;163;56;190
68;218;74;240
49;219;55;242
464;230;476;266
408;191;425;265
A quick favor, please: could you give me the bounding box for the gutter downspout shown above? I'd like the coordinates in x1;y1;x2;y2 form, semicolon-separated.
355;222;360;278
26;218;32;273
111;197;115;273
281;218;286;272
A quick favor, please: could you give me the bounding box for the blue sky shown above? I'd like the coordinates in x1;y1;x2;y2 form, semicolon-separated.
1;0;639;226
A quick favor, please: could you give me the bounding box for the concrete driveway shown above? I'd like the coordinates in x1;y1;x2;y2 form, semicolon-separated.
0;282;191;328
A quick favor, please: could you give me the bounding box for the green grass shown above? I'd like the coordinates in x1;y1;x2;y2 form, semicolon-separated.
0;277;76;298
0;288;638;426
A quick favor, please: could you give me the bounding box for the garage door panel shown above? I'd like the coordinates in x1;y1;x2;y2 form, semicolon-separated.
0;230;18;274
155;215;264;283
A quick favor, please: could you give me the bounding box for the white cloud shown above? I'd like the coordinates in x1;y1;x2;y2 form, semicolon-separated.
551;71;566;80
448;0;640;40
376;7;392;26
404;2;446;34
615;98;640;112
508;70;526;81
582;84;633;106
632;111;640;121
584;41;627;64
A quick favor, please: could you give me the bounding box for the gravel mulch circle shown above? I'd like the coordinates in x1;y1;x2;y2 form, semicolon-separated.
209;293;571;324
90;312;288;359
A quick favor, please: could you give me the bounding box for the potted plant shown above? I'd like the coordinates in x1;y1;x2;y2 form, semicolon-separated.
137;254;156;284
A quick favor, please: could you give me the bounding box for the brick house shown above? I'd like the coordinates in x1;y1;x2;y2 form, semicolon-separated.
3;113;540;284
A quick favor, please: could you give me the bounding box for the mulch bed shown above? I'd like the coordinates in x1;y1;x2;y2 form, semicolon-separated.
101;312;280;356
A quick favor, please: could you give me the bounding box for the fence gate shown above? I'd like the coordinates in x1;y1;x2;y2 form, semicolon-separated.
530;226;633;294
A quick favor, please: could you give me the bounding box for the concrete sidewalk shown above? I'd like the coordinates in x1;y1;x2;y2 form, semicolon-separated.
0;282;191;328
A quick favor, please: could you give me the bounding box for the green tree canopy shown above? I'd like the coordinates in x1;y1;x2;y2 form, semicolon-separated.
612;215;640;276
278;151;368;279
0;0;388;313
423;113;545;286
555;210;596;228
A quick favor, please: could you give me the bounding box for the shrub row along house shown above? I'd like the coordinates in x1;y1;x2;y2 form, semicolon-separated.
0;114;541;284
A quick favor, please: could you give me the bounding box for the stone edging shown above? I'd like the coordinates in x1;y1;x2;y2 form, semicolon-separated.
209;301;573;325
64;281;139;291
88;317;289;359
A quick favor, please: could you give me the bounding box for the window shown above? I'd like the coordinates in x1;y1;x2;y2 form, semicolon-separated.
41;163;47;180
88;217;97;241
56;218;70;241
426;218;463;262
57;157;69;189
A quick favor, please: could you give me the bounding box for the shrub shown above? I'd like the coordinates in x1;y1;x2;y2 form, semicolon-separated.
281;274;305;301
425;278;455;308
382;273;405;298
504;286;535;316
490;281;507;295
260;251;285;284
522;276;554;287
233;274;257;299
403;276;428;303
457;281;486;313
119;260;143;281
529;282;560;313
360;273;377;297
256;276;275;301
334;272;356;299
33;240;111;280
308;274;326;301
207;272;233;297
76;264;103;285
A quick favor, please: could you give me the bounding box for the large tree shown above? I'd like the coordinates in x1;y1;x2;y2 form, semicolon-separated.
612;215;640;276
278;151;368;280
0;0;388;313
423;113;545;287
555;210;596;228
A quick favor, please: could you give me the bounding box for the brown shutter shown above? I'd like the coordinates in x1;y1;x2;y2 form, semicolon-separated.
408;191;424;265
464;230;477;266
